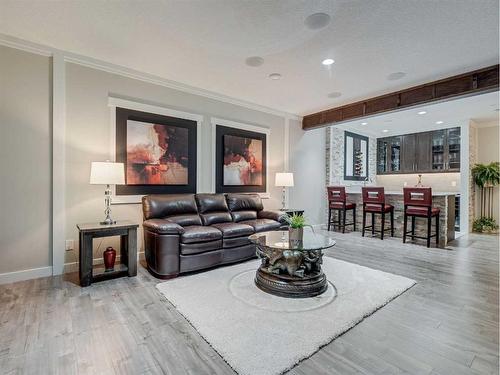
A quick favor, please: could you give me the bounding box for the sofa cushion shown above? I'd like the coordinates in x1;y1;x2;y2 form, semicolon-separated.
142;194;198;220
258;210;287;223
222;236;252;248
202;212;233;226
166;214;202;227
211;222;254;238
180;240;222;255
143;219;185;235
196;193;233;225
226;193;263;212
231;210;257;223
241;219;281;232
181;225;222;244
196;193;229;213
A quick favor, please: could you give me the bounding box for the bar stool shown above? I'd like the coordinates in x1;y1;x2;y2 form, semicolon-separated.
403;187;440;248
361;187;394;240
327;186;356;233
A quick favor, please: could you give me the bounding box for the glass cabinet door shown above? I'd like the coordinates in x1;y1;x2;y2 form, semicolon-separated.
377;139;388;173
431;130;446;170
389;137;401;172
447;128;460;170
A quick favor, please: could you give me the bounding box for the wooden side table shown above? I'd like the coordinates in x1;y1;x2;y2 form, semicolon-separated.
77;220;139;287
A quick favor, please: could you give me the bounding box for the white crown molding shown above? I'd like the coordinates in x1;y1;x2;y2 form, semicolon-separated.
0;33;302;121
0;33;53;56
0;266;53;285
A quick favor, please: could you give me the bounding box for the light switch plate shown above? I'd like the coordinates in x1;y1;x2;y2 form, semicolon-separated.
65;239;74;251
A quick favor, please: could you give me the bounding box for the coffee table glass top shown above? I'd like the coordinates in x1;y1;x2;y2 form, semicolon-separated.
249;230;335;251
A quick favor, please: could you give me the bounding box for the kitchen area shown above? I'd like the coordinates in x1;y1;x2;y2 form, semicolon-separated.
326;91;498;248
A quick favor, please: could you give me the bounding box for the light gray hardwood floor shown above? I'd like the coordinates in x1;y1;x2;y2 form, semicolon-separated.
0;232;498;375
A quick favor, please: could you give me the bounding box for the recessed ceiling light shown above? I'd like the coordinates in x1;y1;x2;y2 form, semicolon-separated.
382;129;389;133
245;56;264;67
435;121;444;124
268;73;282;80
361;122;368;125
322;58;335;66
417;111;427;115
327;91;342;98
387;72;406;81
304;13;331;30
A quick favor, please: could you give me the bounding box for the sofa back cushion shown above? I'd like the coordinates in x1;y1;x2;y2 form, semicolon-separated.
195;194;232;225
226;194;263;222
142;194;200;222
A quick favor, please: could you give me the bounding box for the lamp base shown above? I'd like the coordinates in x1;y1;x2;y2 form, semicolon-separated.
100;217;116;226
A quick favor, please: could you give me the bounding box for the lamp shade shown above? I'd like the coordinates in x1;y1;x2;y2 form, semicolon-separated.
90;162;125;185
275;172;294;187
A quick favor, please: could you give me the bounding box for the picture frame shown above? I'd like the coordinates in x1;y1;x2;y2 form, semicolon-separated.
115;106;198;196
214;123;268;193
344;131;369;181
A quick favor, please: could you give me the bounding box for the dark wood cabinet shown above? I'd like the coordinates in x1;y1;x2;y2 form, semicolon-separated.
377;136;402;174
377;127;460;175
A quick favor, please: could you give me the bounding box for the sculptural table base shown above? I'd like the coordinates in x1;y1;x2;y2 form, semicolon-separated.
255;267;328;298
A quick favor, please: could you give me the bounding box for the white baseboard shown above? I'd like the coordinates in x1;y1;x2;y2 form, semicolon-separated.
0;266;53;285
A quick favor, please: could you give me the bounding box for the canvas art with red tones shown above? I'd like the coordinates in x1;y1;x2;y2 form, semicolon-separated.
223;134;263;186
126;120;189;185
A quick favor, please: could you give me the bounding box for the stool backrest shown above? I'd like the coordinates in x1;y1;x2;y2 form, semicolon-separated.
327;186;346;203
362;187;385;204
403;187;432;207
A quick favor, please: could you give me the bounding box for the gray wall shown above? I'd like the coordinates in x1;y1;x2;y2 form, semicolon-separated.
288;120;326;226
0;46;52;274
64;63;287;266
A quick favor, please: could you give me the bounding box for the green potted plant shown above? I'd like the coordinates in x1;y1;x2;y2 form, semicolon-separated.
471;162;499;233
284;213;309;241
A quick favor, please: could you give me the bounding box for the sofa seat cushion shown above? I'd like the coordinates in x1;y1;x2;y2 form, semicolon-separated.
180;240;222;255
211;222;254;238
181;225;222;244
222;236;251;248
241;219;281;232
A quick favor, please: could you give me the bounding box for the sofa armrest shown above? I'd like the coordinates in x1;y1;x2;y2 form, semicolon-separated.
258;210;287;223
143;219;185;235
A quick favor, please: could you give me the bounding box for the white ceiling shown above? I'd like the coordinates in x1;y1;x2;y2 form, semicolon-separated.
0;0;498;116
335;91;500;138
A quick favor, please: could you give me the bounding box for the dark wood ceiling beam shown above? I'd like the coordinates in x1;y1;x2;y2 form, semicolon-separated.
302;65;499;130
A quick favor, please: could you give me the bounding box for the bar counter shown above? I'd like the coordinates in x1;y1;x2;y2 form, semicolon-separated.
342;189;456;248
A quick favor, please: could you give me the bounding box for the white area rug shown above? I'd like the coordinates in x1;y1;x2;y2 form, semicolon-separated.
156;257;416;375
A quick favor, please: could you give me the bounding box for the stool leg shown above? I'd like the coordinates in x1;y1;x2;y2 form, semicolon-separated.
427;216;431;248
328;208;331;231
436;214;440;246
362;210;366;237
353;207;357;231
338;210;341;230
403;213;407;243
371;212;375;236
381;212;385;240
390;209;394;237
411;216;416;241
342;208;346;233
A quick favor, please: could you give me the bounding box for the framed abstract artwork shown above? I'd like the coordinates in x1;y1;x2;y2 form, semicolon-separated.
215;124;267;193
115;107;197;196
344;131;369;181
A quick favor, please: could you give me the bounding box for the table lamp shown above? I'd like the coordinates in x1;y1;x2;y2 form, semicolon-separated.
275;172;294;210
90;161;125;225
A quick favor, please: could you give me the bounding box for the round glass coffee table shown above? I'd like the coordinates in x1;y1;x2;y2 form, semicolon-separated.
248;230;336;298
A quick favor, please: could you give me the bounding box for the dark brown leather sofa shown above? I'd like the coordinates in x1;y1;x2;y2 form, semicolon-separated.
142;193;287;279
